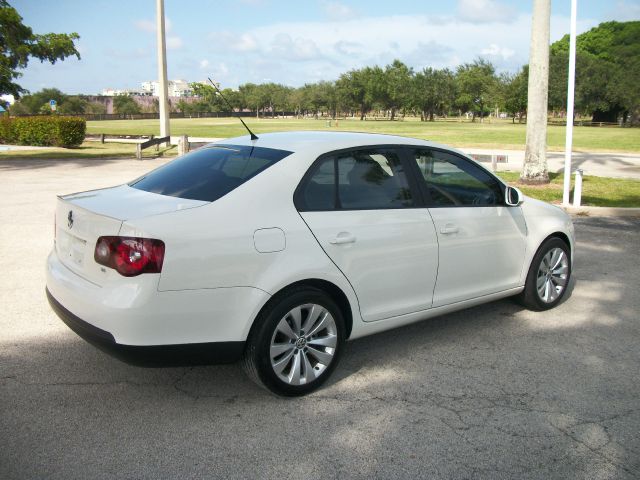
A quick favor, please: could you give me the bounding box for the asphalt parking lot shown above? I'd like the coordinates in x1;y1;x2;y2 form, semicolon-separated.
1;157;639;479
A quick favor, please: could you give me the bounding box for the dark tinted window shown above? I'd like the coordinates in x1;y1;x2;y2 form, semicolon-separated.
411;149;503;206
130;144;292;202
301;157;335;211
297;148;413;211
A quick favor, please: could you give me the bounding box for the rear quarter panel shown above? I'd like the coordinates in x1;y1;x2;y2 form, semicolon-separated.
119;152;364;339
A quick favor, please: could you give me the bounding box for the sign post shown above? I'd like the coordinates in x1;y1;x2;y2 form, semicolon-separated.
49;99;57;112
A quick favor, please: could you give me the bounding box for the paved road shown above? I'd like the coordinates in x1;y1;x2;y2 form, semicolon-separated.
461;148;640;179
1;157;639;479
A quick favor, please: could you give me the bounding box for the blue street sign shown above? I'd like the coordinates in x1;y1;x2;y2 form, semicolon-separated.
50;99;56;106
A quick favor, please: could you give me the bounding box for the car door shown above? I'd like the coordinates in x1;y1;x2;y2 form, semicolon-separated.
406;147;528;308
295;146;439;322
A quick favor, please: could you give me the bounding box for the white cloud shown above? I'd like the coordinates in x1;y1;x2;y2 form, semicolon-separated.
202;10;602;87
134;19;155;33
214;62;230;77
134;17;173;33
271;33;323;61
456;0;517;24
166;36;183;50
334;40;363;56
481;43;515;60
246;14;528;69
199;59;210;69
404;41;455;69
322;1;358;21
212;32;260;52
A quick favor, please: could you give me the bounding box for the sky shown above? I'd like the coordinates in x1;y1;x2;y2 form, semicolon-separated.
11;0;640;95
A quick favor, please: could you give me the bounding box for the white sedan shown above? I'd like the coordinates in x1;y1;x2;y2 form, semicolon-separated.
46;131;574;396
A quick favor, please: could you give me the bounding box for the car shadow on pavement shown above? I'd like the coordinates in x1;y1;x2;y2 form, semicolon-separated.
2;217;639;479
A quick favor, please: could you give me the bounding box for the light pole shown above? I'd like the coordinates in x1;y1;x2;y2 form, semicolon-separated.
156;0;170;141
562;0;578;205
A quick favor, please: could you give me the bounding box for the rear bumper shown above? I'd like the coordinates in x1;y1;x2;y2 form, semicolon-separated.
47;288;244;366
46;249;270;346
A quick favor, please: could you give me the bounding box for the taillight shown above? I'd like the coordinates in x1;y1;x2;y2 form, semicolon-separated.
94;236;165;277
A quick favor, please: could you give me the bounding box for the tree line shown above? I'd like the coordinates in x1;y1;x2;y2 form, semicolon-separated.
7;21;639;125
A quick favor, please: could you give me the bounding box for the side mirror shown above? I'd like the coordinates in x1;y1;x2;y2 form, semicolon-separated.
505;186;524;206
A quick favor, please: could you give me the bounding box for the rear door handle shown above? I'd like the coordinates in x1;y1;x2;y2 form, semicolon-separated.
440;224;459;235
329;232;356;244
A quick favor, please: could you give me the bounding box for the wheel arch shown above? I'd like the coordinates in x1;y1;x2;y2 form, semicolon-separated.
539;231;573;261
246;279;354;343
518;231;573;310
520;224;574;286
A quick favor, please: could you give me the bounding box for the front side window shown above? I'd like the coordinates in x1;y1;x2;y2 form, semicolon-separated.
130;144;292;202
411;149;503;207
297;148;413;211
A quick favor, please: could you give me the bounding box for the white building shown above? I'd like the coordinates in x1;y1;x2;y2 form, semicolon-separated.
101;88;143;96
141;79;193;97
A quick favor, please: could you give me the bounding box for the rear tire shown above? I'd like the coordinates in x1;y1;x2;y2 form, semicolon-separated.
242;286;345;396
518;237;571;311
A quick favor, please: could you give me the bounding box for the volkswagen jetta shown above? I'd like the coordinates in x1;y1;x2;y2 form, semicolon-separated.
46;131;574;396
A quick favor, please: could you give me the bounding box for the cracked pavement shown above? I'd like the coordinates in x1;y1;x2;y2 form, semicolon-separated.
1;157;639;479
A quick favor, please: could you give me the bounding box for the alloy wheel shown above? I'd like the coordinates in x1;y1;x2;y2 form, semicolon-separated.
536;247;569;303
269;304;338;386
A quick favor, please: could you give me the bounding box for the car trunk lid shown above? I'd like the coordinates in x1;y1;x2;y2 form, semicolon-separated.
55;185;207;285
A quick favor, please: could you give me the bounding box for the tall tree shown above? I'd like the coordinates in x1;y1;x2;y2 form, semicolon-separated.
382;60;412;120
412;67;456;121
456;59;497;122
0;1;80;97
10;87;66;114
336;68;371;120
502;67;528;123
549;20;640;124
113;95;141;115
522;0;551;184
57;96;87;114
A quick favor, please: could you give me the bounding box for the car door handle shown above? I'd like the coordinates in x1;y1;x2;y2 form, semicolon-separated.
440;224;459;235
329;232;356;244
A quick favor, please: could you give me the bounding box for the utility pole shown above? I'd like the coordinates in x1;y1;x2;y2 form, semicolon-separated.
562;0;578;205
521;0;551;184
156;0;170;142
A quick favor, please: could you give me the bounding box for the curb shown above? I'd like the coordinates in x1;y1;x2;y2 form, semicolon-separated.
562;206;640;217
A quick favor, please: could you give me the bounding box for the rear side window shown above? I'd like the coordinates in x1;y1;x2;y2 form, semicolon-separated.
130;144;292;202
297;148;413;211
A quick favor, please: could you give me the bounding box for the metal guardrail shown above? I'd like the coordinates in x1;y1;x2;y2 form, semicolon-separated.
86;133;152;142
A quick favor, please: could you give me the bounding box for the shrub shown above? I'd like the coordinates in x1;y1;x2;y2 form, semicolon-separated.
0;115;16;144
54;117;86;147
13;116;57;146
1;115;85;147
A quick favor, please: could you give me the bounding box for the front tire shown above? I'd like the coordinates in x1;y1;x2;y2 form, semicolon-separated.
242;287;346;396
519;237;571;311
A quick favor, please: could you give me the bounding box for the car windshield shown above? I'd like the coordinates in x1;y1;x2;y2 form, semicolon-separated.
130;144;293;202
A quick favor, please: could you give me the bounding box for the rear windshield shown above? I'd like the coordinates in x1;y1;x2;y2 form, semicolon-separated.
130;144;292;202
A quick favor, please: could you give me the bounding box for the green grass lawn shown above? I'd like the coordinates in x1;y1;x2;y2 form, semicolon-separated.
497;171;640;208
85;117;640;153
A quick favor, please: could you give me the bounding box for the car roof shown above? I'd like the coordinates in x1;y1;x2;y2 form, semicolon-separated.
208;130;464;158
